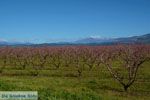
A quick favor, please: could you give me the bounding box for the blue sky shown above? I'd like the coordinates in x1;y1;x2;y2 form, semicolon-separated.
0;0;150;43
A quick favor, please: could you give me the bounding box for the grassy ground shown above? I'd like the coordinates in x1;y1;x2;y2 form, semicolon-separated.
0;62;150;100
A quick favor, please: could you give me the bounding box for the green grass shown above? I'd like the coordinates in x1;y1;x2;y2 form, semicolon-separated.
0;62;150;100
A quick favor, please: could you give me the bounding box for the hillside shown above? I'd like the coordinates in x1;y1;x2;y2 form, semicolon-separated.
0;33;150;46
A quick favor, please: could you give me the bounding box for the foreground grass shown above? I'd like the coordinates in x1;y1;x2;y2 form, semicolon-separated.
0;76;150;100
0;62;150;100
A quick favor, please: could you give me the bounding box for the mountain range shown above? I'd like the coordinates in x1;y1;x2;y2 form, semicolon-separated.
0;33;150;46
75;33;150;44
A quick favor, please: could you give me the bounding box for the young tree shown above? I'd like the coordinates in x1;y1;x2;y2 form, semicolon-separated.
34;47;49;69
71;46;88;77
0;47;12;73
62;47;73;68
47;47;63;69
27;48;41;76
12;47;30;70
84;47;102;71
100;45;150;91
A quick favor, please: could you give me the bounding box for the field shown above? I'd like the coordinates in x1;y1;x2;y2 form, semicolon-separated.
0;45;150;100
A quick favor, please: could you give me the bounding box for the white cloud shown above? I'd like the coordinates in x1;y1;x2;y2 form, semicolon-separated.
90;35;102;38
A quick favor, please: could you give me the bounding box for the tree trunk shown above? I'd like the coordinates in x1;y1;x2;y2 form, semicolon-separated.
123;85;129;92
78;70;82;77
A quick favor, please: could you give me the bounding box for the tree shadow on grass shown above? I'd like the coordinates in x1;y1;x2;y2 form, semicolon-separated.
98;85;124;92
85;80;124;93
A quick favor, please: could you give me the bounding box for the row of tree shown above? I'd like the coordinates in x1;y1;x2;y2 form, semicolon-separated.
0;45;150;91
